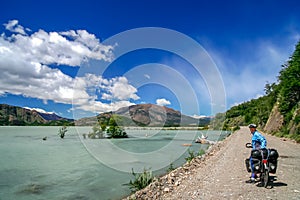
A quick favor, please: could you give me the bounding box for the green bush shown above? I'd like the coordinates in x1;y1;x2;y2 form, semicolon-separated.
232;126;240;131
106;116;128;138
197;149;206;157
291;134;300;143
88;124;105;139
167;163;175;173
125;168;154;193
185;149;196;163
58;126;68;138
106;126;128;138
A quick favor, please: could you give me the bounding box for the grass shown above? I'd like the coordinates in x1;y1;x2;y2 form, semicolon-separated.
167;163;175;173
125;168;154;193
185;148;206;163
185;149;196;163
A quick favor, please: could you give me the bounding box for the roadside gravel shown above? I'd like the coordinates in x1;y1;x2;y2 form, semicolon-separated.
125;127;300;200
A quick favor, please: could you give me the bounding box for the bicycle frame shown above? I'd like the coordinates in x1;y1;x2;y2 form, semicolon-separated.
245;143;270;188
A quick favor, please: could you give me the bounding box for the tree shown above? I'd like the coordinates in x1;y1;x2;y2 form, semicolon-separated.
88;123;105;139
58;125;68;138
278;41;300;115
106;115;128;138
212;40;300;141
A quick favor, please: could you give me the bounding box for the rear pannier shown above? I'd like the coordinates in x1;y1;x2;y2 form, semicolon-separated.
269;159;278;173
269;149;279;160
251;149;261;159
251;148;275;159
245;158;261;172
245;158;251;172
268;148;279;173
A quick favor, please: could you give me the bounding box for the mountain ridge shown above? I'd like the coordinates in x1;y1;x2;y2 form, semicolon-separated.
0;104;74;126
0;103;211;127
76;103;211;127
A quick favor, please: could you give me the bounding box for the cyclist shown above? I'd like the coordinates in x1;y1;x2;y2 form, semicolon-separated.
247;124;267;183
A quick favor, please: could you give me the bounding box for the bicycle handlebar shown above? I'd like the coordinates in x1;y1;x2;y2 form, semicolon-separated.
245;143;252;148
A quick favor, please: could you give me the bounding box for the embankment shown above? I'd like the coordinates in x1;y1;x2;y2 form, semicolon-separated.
124;127;300;200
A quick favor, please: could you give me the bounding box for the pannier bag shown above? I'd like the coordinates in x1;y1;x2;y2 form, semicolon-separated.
251;149;261;159
251;148;276;159
245;158;251;172
252;158;261;172
269;149;279;160
245;158;261;172
248;148;279;174
269;159;278;173
268;148;279;173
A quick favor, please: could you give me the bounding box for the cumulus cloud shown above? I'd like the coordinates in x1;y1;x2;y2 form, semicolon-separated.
156;98;171;106
0;25;114;66
0;20;139;114
77;100;135;115
101;77;139;101
4;19;27;35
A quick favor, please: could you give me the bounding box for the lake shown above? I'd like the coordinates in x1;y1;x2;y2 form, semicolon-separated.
0;126;230;200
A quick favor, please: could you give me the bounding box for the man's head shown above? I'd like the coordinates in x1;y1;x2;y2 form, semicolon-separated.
248;124;257;133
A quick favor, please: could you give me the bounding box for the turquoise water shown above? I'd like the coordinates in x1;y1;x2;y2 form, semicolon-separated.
0;127;229;200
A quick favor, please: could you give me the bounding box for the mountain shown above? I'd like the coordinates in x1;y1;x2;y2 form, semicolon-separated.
38;112;67;121
74;116;99;126
0;104;74;126
75;103;211;127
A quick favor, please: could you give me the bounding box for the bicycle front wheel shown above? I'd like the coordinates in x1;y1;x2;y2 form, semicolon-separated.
261;169;269;188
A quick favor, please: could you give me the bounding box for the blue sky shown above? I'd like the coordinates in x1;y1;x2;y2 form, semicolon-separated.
0;0;300;119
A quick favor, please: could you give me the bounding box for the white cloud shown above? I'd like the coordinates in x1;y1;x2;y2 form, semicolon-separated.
208;37;299;110
156;98;171;106
24;107;54;114
144;74;150;79
192;114;209;119
77;100;135;114
101;77;139;101
4;20;27;35
110;77;139;100
1;21;114;67
0;20;139;115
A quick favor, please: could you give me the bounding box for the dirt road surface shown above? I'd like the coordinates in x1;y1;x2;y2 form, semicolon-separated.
160;126;300;200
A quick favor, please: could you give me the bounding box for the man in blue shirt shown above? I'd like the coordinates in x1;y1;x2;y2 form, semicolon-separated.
247;124;267;183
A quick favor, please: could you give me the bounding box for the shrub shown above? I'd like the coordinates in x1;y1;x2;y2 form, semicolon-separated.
106;116;128;138
185;149;196;163
167;163;175;173
88;124;105;139
125;168;154;193
197;149;206;157
106;126;128;138
232;125;240;132
58;126;68;138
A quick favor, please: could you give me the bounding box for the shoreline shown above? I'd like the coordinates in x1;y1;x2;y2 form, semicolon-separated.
130;126;300;200
123;132;232;200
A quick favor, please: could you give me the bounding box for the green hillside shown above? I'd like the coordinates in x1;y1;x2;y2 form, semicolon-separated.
212;40;300;142
0;104;74;126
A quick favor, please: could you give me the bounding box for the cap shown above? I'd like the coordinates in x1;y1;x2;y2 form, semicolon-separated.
248;124;257;128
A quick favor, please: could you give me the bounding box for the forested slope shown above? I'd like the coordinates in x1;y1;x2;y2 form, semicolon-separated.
212;41;300;142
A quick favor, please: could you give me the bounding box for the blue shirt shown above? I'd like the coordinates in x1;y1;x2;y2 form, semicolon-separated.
251;130;267;149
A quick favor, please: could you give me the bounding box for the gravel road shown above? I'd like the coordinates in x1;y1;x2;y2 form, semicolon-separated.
159;126;300;200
